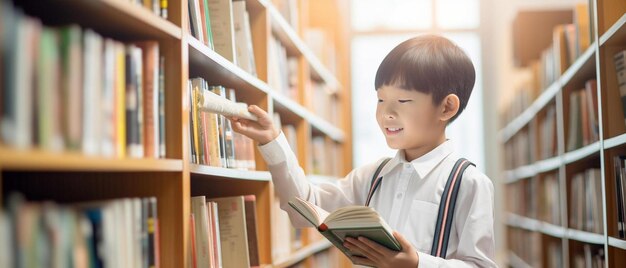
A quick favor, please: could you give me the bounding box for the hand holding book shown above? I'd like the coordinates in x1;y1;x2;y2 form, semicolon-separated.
227;105;280;145
287;197;418;267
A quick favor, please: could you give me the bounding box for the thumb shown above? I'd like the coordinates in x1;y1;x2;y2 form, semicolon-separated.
248;105;272;126
393;231;413;251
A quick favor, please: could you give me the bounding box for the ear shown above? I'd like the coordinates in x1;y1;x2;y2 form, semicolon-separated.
439;94;460;122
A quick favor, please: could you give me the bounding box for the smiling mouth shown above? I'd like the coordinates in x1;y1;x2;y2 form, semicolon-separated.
385;127;404;135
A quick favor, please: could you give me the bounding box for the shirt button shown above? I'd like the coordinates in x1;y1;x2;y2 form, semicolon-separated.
404;163;411;169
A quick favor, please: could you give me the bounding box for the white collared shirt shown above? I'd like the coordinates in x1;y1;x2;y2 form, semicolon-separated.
258;133;497;268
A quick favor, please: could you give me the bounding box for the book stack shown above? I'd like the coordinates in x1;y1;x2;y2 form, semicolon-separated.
0;3;166;158
274;0;299;30
504;129;532;170
0;193;160;268
569;168;604;234
128;0;168;19
305;28;337;76
566;80;599;151
613;155;626;238
189;195;260;268
539;173;561;225
268;36;299;100
540;105;558;159
572;244;605;268
188;0;256;76
614;50;626;127
188;78;256;170
310;136;342;177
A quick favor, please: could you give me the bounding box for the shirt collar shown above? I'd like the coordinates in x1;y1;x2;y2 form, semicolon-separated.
378;140;454;179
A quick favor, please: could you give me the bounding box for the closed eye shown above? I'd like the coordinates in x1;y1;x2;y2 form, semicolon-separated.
398;100;412;103
378;99;384;103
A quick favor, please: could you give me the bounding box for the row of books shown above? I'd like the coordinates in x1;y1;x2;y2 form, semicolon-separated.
572;244;605;268
188;78;257;170
268;35;299;101
508;227;542;268
189;195;259;268
311;136;343;177
506;179;535;218
569;168;603;234
613;155;626;238
0;194;160;268
614;50;626;128
188;0;257;76
273;0;299;30
308;82;341;127
538;173;561;225
566;80;599;152
304;29;337;78
271;195;303;262
503;128;532;170
128;0;168;19
502;3;592;126
0;1;167;158
539;104;558;160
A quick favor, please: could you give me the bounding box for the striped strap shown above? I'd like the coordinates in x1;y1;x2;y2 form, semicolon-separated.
365;158;392;207
430;158;474;258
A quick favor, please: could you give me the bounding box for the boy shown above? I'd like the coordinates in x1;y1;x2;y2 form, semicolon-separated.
229;35;496;267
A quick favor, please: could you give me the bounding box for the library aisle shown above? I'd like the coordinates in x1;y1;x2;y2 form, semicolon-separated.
2;0;626;267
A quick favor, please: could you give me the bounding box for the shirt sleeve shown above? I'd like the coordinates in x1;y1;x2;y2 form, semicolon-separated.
416;167;498;268
258;132;381;228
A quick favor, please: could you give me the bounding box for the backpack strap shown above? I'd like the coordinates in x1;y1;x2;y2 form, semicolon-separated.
365;158;392;207
430;158;475;258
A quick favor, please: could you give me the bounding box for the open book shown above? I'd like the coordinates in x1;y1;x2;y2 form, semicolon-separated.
288;197;401;262
196;88;258;121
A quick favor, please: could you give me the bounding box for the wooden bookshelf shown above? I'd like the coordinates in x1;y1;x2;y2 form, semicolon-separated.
502;0;626;266
0;0;353;267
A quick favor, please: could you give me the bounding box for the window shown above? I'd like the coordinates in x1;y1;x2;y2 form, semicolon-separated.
351;0;485;170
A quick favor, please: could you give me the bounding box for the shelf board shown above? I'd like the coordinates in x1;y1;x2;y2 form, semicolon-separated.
272;240;332;268
187;35;345;142
189;164;271;181
604;133;626;149
535;156;563;173
609;236;626;250
563;141;601;164
506;213;540;232
540;222;566;238
559;43;597;89
508;252;533;268
0;146;183;172
20;0;181;40
271;92;346;142
600;12;626;46
505;164;537;184
187;35;270;99
566;228;605;245
499;82;560;143
260;0;341;90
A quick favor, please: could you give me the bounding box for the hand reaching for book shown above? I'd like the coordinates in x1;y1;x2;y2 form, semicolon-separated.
344;231;419;268
228;105;280;145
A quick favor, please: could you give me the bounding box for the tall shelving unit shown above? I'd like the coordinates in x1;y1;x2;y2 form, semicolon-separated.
0;0;353;267
501;0;626;267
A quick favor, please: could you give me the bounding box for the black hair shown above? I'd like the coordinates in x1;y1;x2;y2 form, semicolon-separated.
375;35;476;123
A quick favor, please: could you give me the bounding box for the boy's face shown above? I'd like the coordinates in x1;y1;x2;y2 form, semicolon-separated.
376;85;444;150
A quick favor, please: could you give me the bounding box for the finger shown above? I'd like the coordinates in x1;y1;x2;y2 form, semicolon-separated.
393;231;414;252
344;240;367;257
346;237;384;262
358;236;395;257
351;256;375;267
248;105;272;126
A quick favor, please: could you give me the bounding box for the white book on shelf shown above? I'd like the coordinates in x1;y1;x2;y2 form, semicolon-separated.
191;196;212;268
82;29;104;155
197;89;257;121
232;0;256;76
207;0;237;63
189;0;205;43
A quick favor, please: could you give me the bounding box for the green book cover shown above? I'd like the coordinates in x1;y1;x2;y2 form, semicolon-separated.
288;197;401;264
